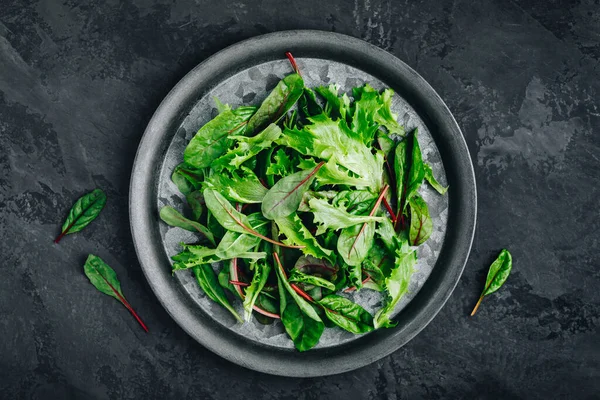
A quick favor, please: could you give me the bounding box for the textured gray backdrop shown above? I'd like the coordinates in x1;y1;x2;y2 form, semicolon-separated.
0;0;599;399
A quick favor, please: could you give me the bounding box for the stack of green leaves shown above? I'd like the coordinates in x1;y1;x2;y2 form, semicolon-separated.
160;54;448;351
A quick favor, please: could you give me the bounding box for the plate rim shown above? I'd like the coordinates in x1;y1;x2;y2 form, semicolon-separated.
129;29;477;377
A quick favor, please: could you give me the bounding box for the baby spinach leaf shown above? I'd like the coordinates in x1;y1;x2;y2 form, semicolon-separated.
308;197;383;235
374;241;417;328
184;105;256;169
471;249;513;316
185;190;204;221
423;163;448;195
262;161;325;220
318;295;374;334
408;194;433;246
193;264;243;323
246;73;304;135
55;188;106;244
243;260;271;321
171;163;204;196
275;254;324;352
204;167;268;204
289;269;335;291
204;189;302;248
83;254;148;332
159;206;216;246
394;129;425;216
274;214;334;263
213;123;283;171
298;87;323;119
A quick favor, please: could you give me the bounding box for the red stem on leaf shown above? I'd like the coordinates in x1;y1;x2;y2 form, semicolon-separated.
93;266;148;332
229;280;249;287
264;161;325;216
343;276;372;293
348;185;389;258
382;197;396;223
230;258;280;319
285;52;301;76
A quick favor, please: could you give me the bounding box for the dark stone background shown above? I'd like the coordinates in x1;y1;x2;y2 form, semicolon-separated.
1;0;598;398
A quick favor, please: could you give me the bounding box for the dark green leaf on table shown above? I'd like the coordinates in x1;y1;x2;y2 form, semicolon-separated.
55;188;106;244
471;249;513;316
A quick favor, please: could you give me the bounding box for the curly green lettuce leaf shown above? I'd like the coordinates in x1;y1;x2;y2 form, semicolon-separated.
308;197;383;235
274;214;334;263
203;166;267;204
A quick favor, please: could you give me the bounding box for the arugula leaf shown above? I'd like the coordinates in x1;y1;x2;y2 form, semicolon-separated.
184;105;256;169
423;163;448;195
246;73;304;135
308;197;383;235
275;254;324;352
212;123;283;171
193;264;243;323
278;114;384;190
204;167;268;204
374;239;416;328
274;214;334;263
159;206;216;246
471;249;513;316
408;194;433;246
55;188;107;244
318;295;374;334
289;269;335;291
394;129;425;216
171;163;204;196
83;254;148;332
261;162;324;220
243;260;271;321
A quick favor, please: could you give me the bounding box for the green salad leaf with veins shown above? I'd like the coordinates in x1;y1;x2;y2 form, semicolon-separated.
159;53;448;351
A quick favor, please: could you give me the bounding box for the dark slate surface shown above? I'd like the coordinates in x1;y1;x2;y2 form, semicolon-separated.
1;0;598;398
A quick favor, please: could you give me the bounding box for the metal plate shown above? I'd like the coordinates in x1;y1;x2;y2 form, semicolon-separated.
130;30;476;377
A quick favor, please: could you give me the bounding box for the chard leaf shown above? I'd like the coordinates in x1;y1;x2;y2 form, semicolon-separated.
193;264;243;323
308;197;383;235
336;185;389;266
423;163;448;195
261;162;325;220
204;167;267;204
275;255;324;352
184;105;256;169
274;214;334;263
337;222;375;267
55;188;106;243
171;163;204;196
408;194;433;246
471;249;513;316
212;123;283;171
374;241;417;328
246;73;304;135
278;114;384;190
159;206;216;246
203;189;301;248
243;260;271;321
83;254;148;332
289;269;335;291
318;295;374;334
395;129;425;214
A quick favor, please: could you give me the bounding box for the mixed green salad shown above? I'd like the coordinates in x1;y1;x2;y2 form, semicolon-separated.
159;53;447;351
